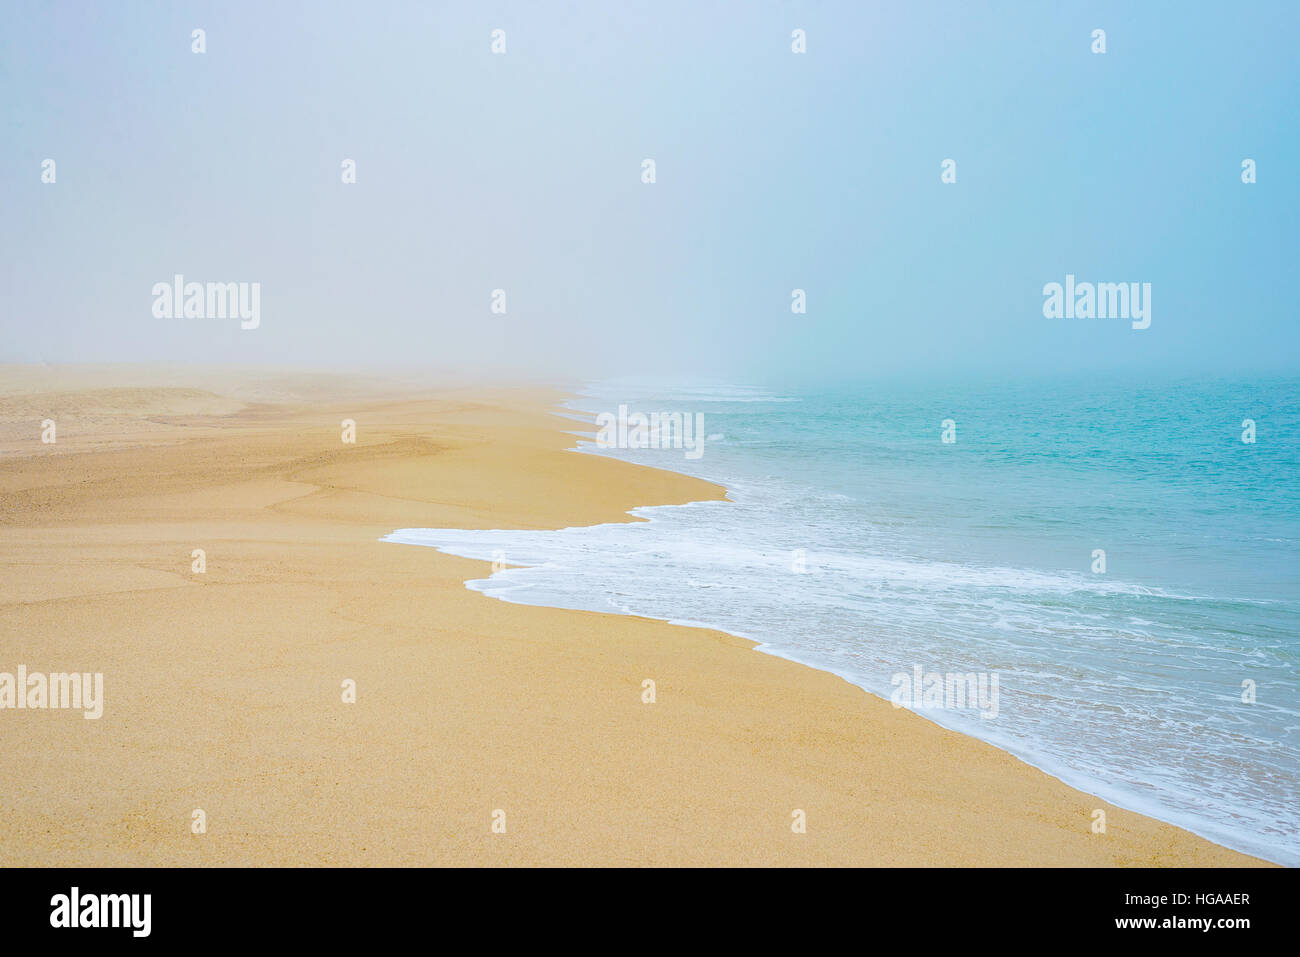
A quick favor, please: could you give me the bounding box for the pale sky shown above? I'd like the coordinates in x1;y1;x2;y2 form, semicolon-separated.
3;1;1297;384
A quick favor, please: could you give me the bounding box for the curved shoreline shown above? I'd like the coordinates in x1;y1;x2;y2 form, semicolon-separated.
386;397;1283;867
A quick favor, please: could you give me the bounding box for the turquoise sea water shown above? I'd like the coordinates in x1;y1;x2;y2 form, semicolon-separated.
386;375;1300;864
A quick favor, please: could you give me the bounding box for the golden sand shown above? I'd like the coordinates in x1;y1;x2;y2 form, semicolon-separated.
0;367;1268;865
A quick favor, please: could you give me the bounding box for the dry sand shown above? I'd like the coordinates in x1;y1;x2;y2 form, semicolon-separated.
0;366;1268;865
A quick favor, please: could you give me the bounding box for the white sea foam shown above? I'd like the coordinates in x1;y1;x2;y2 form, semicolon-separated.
383;498;1299;864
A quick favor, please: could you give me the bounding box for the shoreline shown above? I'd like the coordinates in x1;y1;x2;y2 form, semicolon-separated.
397;409;1290;866
0;366;1272;866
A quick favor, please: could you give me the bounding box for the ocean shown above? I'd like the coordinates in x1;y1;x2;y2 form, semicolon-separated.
384;375;1300;865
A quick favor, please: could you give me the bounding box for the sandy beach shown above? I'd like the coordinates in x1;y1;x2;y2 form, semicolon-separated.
0;366;1268;866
